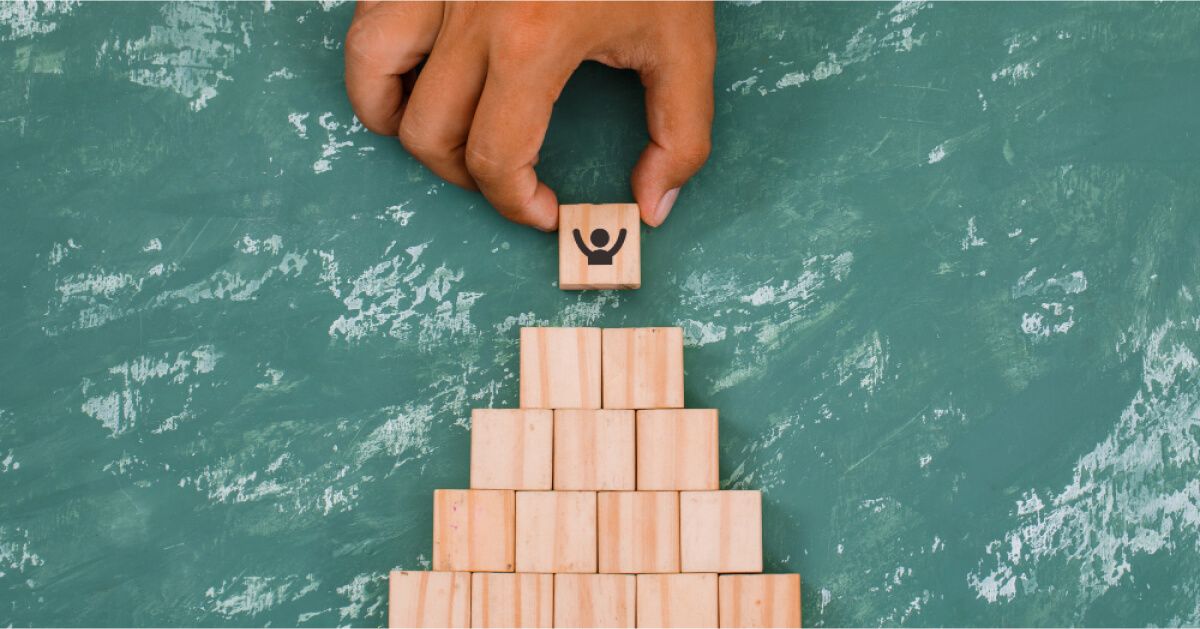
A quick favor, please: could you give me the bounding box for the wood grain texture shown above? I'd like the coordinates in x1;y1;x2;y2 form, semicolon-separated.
432;490;515;572
601;327;685;409
388;571;470;628
519;327;602;409
515;491;598;573
636;573;718;628
597;491;680;573
558;203;641;290
554;574;636;628
470;573;553;628
554;409;635;490
680;490;763;573
470;409;553;490
637;409;720;490
718;574;802;628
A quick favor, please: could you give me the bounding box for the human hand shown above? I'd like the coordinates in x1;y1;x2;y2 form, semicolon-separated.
344;1;715;231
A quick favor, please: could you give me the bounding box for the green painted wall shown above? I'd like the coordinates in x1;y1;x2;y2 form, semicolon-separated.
3;1;1200;625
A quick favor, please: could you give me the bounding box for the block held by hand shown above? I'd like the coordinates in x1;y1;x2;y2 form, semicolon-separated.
559;204;641;290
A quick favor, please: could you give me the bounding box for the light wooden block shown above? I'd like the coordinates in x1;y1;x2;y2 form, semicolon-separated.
470;409;553;490
602;327;684;409
597;491;680;573
471;573;553;628
719;574;802;628
554;410;635;490
554;574;636;628
559;203;641;290
520;327;601;409
637;573;718;628
679;490;762;573
515;491;597;573
433;490;515;572
637;409;719;490
389;571;470;628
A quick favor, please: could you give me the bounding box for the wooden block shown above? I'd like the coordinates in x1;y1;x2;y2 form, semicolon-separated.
718;574;802;628
637;409;719;490
601;327;684;409
471;573;553;628
389;571;470;628
637;573;718;628
559;203;641;290
520;327;601;409
597;491;680;573
515;491;597;573
433;490;515;572
679;490;762;573
554;410;635;490
554;574;636;628
470;409;553;490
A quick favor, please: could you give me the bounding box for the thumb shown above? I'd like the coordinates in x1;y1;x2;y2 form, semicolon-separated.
630;40;716;227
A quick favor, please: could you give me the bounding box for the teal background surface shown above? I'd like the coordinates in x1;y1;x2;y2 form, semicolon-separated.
4;1;1200;625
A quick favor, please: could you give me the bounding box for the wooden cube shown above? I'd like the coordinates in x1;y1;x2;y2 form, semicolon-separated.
637;574;718;628
554;574;636;628
559;203;641;290
637;409;719;490
433;490;515;572
679;490;762;573
597;491;680;573
470;409;553;490
471;573;553;628
718;575;802;628
520;327;601;409
515;491;597;573
602;327;684;409
388;571;470;628
554;410;635;490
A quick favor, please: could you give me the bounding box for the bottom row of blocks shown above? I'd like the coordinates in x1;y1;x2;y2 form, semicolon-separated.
390;571;801;628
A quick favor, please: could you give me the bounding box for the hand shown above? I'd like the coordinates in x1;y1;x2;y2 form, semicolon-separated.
344;1;715;231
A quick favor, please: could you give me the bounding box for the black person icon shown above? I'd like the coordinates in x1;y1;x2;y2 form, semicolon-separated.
573;227;627;266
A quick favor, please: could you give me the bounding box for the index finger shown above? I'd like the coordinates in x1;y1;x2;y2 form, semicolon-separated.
463;62;575;231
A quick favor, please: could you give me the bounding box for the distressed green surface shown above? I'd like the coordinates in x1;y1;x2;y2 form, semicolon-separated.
4;1;1200;626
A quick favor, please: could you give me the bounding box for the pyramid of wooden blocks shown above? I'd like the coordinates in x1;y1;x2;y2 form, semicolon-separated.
390;326;802;628
559;203;641;290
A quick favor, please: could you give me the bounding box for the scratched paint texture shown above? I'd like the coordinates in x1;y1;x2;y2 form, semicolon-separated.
3;1;1200;626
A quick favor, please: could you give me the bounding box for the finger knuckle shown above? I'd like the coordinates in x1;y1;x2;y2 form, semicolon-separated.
675;136;712;171
397;122;434;156
343;20;383;66
464;145;509;183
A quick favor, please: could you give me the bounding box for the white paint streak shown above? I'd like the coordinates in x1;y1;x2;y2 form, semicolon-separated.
970;318;1200;604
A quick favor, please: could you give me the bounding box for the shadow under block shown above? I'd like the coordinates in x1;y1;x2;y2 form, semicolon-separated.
470;573;553;628
598;491;680;573
636;409;719;490
554;410;635;490
636;573;718;628
679;490;763;573
519;327;601;409
602;327;684;409
470;409;553;490
433;490;515;572
388;571;470;628
515;491;597;573
559;203;641;290
554;574;636;628
718;574;802;628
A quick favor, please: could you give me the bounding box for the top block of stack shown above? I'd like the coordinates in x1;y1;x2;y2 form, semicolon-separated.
520;326;684;410
603;327;684;409
520;327;602;409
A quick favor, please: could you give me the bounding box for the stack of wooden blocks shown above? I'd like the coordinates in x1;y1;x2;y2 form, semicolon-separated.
389;327;801;628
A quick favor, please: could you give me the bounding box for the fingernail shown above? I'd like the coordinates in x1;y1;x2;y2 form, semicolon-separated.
652;187;680;226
